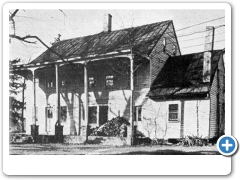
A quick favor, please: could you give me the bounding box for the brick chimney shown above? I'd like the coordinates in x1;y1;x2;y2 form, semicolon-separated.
203;26;215;82
103;14;112;32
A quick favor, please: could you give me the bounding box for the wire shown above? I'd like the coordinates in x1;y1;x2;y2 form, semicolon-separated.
179;31;225;43
176;16;225;32
181;39;225;49
178;29;209;38
177;25;225;38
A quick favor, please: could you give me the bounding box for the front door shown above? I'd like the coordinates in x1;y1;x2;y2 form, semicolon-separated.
99;106;108;126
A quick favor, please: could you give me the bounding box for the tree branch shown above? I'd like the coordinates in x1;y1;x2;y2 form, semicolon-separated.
9;34;66;62
59;9;67;17
9;34;37;44
9;9;19;21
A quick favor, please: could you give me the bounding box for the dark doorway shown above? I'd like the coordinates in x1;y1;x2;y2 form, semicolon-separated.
99;106;108;126
88;106;97;124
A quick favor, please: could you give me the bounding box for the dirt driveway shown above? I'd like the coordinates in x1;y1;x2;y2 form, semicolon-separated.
9;143;220;155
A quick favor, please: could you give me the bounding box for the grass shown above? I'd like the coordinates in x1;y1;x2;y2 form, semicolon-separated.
9;143;220;155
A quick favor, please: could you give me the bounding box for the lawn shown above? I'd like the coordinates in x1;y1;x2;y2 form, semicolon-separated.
9;143;220;155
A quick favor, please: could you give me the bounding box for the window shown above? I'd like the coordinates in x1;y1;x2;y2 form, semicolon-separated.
61;80;65;87
88;106;97;124
134;106;142;121
47;81;54;88
46;107;53;118
60;106;67;122
106;75;114;88
168;104;179;122
88;77;95;88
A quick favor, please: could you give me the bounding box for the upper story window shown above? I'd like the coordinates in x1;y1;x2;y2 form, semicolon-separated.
168;104;179;122
106;75;114;88
47;81;54;88
61;80;65;87
88;77;95;88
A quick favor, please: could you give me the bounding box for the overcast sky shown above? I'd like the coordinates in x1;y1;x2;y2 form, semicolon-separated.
9;9;225;64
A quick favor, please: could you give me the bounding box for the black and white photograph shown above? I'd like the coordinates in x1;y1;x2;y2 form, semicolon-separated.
8;7;226;156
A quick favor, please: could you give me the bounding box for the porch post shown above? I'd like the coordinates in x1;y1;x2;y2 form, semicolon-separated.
55;64;60;124
55;64;63;142
84;62;89;140
33;70;36;124
30;69;39;138
128;52;134;145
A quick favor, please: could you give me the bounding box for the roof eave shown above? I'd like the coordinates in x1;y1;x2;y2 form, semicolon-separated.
10;49;133;71
147;92;209;101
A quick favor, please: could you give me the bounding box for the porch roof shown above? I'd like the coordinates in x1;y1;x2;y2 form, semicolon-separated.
148;49;224;99
29;20;171;65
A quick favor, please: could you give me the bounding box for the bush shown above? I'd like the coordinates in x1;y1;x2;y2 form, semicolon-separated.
9;133;33;144
180;135;208;147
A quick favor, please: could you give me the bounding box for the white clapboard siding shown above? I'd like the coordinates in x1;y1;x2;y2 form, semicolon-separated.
184;100;210;137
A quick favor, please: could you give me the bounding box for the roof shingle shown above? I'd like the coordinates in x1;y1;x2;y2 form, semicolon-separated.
148;50;224;99
30;20;171;64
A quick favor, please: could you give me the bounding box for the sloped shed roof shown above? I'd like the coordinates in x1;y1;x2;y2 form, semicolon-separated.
148;50;224;99
30;20;171;64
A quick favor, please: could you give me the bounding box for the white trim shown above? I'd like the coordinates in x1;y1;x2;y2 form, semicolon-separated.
87;103;109;127
166;100;181;123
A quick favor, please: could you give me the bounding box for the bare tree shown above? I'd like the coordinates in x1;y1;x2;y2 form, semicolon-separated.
142;101;170;140
9;9;66;62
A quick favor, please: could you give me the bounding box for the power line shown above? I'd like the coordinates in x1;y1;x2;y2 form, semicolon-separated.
177;25;225;38
179;31;225;43
181;39;225;49
178;29;209;38
176;16;225;32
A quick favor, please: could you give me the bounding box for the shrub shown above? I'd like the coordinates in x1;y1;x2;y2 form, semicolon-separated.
180;135;208;147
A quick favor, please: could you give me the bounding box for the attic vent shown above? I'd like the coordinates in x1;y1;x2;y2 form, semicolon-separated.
103;14;112;32
163;37;166;52
173;45;177;56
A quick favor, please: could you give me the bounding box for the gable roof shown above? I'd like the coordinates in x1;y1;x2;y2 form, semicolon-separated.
30;20;172;64
148;50;224;100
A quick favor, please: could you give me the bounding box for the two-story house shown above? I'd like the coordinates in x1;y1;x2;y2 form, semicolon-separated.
10;14;180;144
